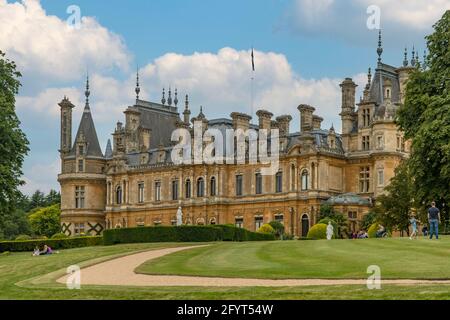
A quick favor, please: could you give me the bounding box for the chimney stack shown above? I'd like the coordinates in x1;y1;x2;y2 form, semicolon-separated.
298;104;315;132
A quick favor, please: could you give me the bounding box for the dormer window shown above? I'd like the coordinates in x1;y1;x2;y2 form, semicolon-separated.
78;145;84;156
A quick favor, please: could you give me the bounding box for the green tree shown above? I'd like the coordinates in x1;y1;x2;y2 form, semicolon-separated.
396;11;450;215
0;50;29;239
376;162;414;234
30;190;46;209
318;204;348;238
360;210;378;231
44;189;61;207
28;204;61;237
268;221;285;239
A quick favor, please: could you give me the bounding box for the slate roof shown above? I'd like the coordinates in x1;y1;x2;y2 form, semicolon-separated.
69;105;103;158
133;99;180;149
324;193;371;206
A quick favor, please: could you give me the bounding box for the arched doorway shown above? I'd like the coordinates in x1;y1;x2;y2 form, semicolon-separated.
301;214;310;237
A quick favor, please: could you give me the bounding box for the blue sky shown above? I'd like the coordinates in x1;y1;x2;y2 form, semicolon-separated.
1;0;448;194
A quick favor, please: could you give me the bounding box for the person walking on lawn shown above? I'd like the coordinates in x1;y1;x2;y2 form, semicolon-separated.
428;202;441;240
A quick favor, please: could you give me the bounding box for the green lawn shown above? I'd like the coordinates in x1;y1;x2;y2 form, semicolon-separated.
137;237;450;279
1;238;450;299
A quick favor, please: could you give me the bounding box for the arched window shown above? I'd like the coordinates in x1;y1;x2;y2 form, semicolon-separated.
197;178;205;197
301;170;309;191
116;186;122;204
185;179;191;199
210;177;216;196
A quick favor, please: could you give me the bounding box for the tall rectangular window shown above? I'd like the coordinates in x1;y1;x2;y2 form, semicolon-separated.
155;181;161;202
185;180;191;199
359;167;370;193
255;173;262;195
235;217;244;228
75;186;85;209
138;182;145;203
172;180;179;200
377;170;384;187
275;172;283;193
236;175;243;196
255;216;264;230
362;136;370;150
78;159;84;172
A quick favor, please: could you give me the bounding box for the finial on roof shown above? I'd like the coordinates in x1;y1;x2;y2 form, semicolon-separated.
330;123;335;132
411;46;416;66
367;67;372;86
174;88;179;107
185;94;189;110
403;47;408;67
377;30;383;63
84;73;90;109
198;106;205;119
161;88;166;105
135;66;140;101
415;50;420;67
168;87;173;106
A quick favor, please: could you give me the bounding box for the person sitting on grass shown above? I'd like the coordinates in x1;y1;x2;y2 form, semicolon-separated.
32;246;40;256
33;244;55;256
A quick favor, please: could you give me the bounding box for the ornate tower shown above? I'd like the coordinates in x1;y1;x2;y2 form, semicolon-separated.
58;76;107;237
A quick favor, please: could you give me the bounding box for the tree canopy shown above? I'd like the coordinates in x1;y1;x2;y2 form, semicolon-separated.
396;11;450;213
0;50;29;238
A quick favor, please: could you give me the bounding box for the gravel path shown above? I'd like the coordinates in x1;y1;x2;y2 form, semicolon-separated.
57;246;450;287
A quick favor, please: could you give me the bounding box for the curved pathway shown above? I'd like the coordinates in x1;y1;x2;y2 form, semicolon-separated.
57;246;450;287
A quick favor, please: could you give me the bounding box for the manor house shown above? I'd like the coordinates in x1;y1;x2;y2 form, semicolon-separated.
58;33;416;237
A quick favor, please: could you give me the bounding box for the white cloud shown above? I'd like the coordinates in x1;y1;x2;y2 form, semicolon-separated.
286;0;449;44
358;0;450;29
0;0;130;82
20;159;60;195
18;47;363;135
139;47;354;132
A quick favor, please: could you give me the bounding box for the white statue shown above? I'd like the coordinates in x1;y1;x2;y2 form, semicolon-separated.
326;221;334;240
176;207;183;226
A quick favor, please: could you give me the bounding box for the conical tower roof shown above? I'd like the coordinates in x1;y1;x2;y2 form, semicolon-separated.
69;106;104;158
69;76;103;158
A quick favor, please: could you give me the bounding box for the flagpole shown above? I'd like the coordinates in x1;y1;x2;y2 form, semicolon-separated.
251;47;255;123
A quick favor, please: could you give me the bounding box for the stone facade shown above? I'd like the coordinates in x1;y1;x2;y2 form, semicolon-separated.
58;40;416;237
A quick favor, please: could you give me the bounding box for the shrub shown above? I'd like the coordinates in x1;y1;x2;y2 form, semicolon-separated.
0;236;103;252
307;223;327;240
28;204;61;238
368;223;380;238
51;233;68;239
268;221;285;237
104;225;275;245
15;234;32;241
318;218;338;238
258;224;275;234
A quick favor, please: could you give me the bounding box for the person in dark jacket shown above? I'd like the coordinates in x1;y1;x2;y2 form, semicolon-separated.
428;202;441;240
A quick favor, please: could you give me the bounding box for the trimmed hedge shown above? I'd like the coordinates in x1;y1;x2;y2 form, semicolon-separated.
0;236;103;252
103;225;275;245
215;225;275;241
307;223;328;240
